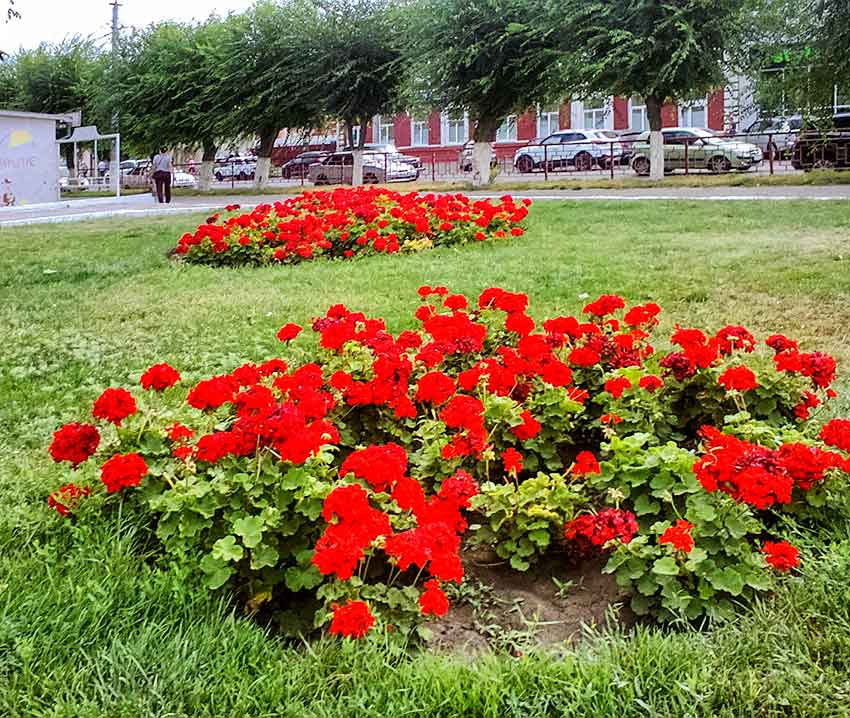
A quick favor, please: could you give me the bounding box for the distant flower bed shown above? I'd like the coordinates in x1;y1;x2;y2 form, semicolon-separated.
173;188;531;266
46;287;850;639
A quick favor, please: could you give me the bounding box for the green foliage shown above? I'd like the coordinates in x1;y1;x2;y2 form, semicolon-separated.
470;472;587;570
107;19;230;157
311;0;405;145
408;0;564;140
555;0;747;128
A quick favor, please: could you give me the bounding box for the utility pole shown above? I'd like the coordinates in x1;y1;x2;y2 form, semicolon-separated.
111;1;121;131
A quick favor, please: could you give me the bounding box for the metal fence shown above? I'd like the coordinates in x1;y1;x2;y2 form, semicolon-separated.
79;128;848;196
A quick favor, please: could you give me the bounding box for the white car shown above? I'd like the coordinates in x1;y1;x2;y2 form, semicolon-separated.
214;156;257;182
308;151;419;185
514;129;625;172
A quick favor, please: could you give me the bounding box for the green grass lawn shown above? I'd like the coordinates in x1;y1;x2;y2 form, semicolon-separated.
2;200;850;716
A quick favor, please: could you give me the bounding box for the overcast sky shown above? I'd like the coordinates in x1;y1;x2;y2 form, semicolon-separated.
1;0;256;53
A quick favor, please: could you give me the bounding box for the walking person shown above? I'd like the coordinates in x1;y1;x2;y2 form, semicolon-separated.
152;146;174;204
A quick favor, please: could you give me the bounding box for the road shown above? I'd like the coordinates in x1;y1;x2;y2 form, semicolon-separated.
1;185;848;227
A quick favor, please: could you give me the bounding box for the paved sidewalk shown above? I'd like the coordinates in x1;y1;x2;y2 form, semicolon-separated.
1;185;848;227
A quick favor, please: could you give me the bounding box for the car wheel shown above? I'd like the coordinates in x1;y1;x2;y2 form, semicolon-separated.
516;155;534;174
363;172;379;184
214;172;223;182
812;158;835;170
315;174;328;185
708;155;732;173
632;156;650;176
573;152;593;172
597;155;612;170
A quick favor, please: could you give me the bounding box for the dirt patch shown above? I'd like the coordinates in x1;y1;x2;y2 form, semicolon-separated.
427;546;632;655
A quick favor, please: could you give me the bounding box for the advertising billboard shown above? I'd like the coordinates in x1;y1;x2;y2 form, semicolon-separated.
0;112;63;206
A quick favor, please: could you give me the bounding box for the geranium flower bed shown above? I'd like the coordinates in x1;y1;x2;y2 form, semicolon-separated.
173;189;531;266
47;287;850;638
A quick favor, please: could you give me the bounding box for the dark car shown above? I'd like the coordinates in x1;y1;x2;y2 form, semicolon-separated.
790;113;850;170
280;151;330;179
616;130;646;164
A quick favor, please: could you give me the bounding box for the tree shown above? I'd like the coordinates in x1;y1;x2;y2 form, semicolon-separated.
737;0;849;120
310;0;405;185
108;19;230;189
216;0;324;188
409;0;563;187
557;0;746;179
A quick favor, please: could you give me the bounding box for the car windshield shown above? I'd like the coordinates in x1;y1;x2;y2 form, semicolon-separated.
591;130;620;139
687;128;716;138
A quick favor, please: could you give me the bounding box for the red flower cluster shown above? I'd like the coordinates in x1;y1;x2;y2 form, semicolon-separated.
564;508;638;557
695;427;847;508
419;578;449;617
761;540;799;572
174;189;529;266
47;483;91;516
571;451;601;476
100;452;148;493
717;365;759;392
820;418;850;453
92;388;137;426
329;600;375;638
49;422;100;467
659;520;695;553
140;362;181;391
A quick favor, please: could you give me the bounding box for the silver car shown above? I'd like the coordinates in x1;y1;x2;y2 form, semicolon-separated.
740;116;801;159
630;128;763;175
514;129;625;172
308;152;419;185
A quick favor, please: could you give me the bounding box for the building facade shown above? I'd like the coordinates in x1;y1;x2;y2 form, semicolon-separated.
359;90;726;162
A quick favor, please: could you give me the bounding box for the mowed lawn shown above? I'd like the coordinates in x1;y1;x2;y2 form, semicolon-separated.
2;199;850;717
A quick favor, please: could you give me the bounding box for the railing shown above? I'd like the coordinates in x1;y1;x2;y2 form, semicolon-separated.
62;129;848;194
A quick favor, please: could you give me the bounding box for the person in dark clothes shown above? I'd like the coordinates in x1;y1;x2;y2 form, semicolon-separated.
152;147;173;203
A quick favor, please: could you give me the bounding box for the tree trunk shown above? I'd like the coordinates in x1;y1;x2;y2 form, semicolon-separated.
254;127;278;189
352;120;368;186
471;119;497;188
199;142;217;191
645;95;665;181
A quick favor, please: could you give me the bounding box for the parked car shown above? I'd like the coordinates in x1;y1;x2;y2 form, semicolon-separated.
342;143;424;170
740;116;802;159
59;166;90;191
308;152;418;185
616;130;647;165
459;140;498;172
119;159;143;175
121;162;198;190
629;128;763;175
280;151;330;179
790;128;850;170
513;129;625;173
214;156;257;182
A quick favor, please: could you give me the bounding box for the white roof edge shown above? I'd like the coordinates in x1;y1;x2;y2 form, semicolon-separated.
0;109;76;122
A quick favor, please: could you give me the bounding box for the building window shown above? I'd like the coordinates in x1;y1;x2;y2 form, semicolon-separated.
582;96;609;129
442;111;469;145
411;118;429;146
495;115;517;143
537;104;560;137
680;100;707;127
630;96;648;131
374;116;395;144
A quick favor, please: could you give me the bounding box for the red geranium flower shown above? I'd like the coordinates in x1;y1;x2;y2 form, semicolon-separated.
277;323;303;342
502;447;523;476
100;452;148;493
47;483;91;517
415;371;456;405
571;451;600;476
718;365;759;392
92;387;137;426
604;376;632;398
329;600;375;639
639;374;664;392
820;418;850;452
140;362;181;391
49;422;100;467
658;520;695;553
419;579;450;617
761;540;799;572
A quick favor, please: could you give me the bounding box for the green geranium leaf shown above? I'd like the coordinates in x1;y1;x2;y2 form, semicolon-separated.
212;535;244;562
232;516;264;548
652;556;680;576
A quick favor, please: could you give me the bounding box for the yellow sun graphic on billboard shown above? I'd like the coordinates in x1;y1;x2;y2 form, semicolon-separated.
9;130;33;148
